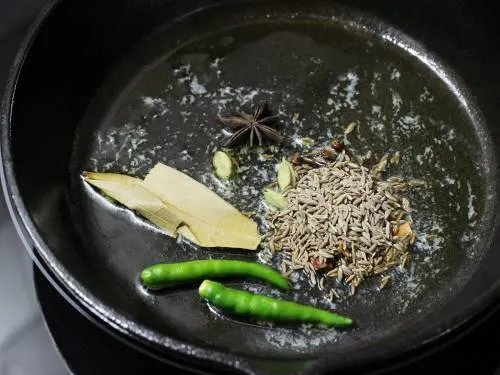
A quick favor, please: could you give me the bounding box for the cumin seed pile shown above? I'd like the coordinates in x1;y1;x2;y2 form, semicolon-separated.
266;150;414;298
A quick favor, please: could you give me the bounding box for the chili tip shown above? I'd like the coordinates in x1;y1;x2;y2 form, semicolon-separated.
199;279;220;299
140;269;154;285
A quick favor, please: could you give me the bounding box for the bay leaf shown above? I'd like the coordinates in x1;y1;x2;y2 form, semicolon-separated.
143;163;261;250
82;171;183;238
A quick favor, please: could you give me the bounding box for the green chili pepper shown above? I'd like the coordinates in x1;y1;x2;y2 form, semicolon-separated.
198;280;353;327
141;260;290;290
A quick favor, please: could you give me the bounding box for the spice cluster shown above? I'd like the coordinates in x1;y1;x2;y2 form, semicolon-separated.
82;101;426;328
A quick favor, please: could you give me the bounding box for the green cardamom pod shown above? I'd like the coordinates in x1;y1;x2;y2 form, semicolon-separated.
212;151;236;180
277;158;297;192
263;189;287;209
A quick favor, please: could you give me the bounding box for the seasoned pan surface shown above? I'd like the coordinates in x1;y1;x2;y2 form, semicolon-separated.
71;0;492;357
2;0;498;373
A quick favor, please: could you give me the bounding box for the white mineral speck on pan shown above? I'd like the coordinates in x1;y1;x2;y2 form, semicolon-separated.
370;71;382;95
142;96;166;107
264;325;341;350
398;115;422;133
419;86;434;102
93;123;154;175
467;181;476;220
423;146;433;157
391;90;402;115
210;57;223;69
444;176;455;185
390;67;401;80
180;150;192;161
240;89;259;105
343;71;359;109
444;128;456;141
371;104;381;116
180;95;196;105
173;64;190;75
190;76;208;95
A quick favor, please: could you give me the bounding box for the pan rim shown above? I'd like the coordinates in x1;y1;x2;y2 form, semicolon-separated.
2;0;500;374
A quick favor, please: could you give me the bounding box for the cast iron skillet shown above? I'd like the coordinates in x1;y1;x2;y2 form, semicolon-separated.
2;0;500;374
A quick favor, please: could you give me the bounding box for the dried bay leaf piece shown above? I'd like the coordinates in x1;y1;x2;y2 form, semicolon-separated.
82;171;183;238
177;225;201;245
143;163;261;250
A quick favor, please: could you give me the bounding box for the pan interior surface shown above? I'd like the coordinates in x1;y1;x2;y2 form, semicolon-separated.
21;0;493;362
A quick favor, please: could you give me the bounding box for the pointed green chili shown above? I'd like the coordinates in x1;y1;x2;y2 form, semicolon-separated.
141;259;290;290
199;280;353;327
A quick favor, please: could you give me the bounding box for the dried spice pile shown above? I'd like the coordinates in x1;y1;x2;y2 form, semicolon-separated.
265;150;416;298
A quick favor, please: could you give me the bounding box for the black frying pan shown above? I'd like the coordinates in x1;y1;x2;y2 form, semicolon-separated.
2;0;500;374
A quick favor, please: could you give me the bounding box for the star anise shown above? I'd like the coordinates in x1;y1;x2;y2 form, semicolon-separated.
216;102;284;147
